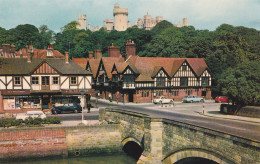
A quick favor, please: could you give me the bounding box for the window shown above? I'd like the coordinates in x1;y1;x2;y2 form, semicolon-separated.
156;77;165;87
186;90;192;95
172;91;179;96
141;91;149;97
123;74;135;83
53;77;59;84
32;77;39;85
180;77;188;87
14;77;21;85
182;65;187;71
70;77;77;85
202;77;209;86
112;74;119;82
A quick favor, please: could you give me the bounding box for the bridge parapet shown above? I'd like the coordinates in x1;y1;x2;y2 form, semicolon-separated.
99;108;260;164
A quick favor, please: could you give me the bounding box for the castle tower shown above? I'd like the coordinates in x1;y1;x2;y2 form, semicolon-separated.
77;14;87;30
144;13;152;30
104;19;114;32
113;3;128;31
156;16;163;23
183;18;188;26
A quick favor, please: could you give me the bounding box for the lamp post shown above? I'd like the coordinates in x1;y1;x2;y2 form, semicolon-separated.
80;89;85;123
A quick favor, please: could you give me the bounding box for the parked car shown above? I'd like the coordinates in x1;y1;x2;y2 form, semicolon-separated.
52;103;82;114
16;111;46;120
215;96;228;103
182;96;204;103
153;96;174;104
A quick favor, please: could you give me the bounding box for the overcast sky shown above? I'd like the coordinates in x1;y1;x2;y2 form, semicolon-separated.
1;0;260;32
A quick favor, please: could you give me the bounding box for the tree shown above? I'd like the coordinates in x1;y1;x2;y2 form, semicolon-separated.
62;21;80;32
219;61;260;106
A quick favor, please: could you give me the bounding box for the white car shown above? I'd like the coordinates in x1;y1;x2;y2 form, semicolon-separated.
153;96;174;104
16;111;47;120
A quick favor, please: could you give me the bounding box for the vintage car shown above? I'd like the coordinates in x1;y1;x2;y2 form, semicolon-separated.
182;96;204;103
52;103;82;114
153;96;174;104
16;111;46;120
215;96;228;103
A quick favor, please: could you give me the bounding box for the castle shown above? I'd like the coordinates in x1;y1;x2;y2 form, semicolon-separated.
77;3;189;32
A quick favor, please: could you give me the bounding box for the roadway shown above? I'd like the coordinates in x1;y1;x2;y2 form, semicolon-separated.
50;99;260;142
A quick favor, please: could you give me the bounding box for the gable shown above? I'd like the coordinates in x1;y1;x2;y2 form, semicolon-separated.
32;62;58;74
123;66;134;74
173;61;196;77
201;69;211;77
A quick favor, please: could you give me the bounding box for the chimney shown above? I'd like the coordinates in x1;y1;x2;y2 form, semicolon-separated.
94;49;102;59
125;40;136;59
27;51;31;63
2;44;10;54
108;43;121;58
88;51;93;59
65;51;69;63
47;46;54;57
10;44;16;53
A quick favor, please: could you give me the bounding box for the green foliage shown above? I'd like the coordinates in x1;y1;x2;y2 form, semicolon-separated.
219;61;260;106
0;117;61;128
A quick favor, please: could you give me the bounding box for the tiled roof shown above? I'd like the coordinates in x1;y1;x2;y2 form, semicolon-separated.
102;57;125;79
72;58;88;69
126;56;209;81
88;59;100;78
16;48;64;58
0;58;91;75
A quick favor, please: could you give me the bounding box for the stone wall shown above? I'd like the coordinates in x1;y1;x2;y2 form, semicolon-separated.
100;108;260;164
0;125;122;162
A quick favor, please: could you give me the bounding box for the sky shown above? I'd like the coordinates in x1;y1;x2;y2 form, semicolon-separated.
0;0;260;32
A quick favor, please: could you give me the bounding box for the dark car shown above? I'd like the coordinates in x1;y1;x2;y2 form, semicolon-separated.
52;103;82;114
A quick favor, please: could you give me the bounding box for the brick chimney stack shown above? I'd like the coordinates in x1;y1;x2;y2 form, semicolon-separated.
88;51;93;59
125;39;136;59
2;44;10;54
94;49;102;59
65;51;69;63
108;43;121;58
10;44;16;53
27;51;31;63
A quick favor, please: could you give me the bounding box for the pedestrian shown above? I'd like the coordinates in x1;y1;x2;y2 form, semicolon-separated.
87;101;91;113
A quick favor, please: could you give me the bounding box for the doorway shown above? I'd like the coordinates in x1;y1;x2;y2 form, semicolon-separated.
42;76;50;90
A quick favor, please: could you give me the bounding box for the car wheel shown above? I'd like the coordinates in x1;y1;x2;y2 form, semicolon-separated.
74;109;78;113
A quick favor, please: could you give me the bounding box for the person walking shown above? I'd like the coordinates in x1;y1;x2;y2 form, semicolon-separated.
87;101;91;113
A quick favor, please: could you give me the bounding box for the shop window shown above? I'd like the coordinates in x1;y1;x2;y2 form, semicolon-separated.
14;76;21;85
32;77;39;85
70;77;77;85
53;77;59;84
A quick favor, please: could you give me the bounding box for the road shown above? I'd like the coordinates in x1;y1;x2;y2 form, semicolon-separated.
50;100;260;142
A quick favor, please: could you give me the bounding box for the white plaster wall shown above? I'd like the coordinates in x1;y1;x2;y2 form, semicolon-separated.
23;76;31;89
78;76;84;89
0;76;5;89
7;76;12;89
60;76;69;89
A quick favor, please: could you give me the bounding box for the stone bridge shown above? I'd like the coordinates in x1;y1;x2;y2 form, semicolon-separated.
99;108;260;164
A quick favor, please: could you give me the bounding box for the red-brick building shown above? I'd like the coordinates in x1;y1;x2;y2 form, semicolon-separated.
73;40;212;103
